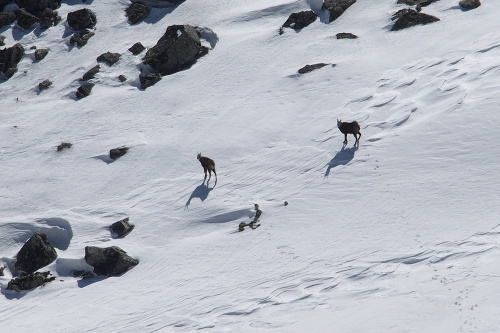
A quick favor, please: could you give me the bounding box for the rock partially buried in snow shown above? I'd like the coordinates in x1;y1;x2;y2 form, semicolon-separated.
70;30;95;47
298;63;335;74
97;52;121;66
391;8;440;31
129;42;145;55
139;73;162;89
322;0;357;23
7;271;56;292
84;246;138;276
110;217;135;237
15;232;58;273
67;8;96;31
0;43;24;79
126;1;150;24
459;0;481;9
34;48;49;61
82;64;100;81
76;82;94;99
39;79;52;91
109;146;129;160
281;10;317;32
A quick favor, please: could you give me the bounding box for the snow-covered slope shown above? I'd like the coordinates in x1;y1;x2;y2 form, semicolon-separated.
1;0;499;331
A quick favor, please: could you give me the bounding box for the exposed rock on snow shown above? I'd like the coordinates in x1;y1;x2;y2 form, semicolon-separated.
0;43;24;79
281;10;317;33
15;232;57;273
139;72;162;89
38;79;52;91
97;52;121;66
322;0;357;23
128;42;145;55
84;246;138;276
397;0;436;6
110;217;135;238
0;11;16;28
67;8;96;31
126;1;150;24
459;0;481;9
391;8;440;31
7;271;56;292
34;48;48;61
298;63;335;74
69;29;95;47
56;142;72;151
109;146;129;160
15;8;38;29
82;64;100;81
336;32;358;39
76;82;94;99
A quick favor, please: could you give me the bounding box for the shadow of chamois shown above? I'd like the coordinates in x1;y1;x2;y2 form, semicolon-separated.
185;182;214;208
324;142;359;177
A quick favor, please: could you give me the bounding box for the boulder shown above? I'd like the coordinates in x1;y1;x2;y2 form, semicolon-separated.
97;52;121;66
142;24;207;75
118;75;127;82
281;10;317;31
69;30;95;47
139;73;162;89
129;42;145;55
15;0;62;15
397;0;435;6
109;146;129;160
15;232;57;273
76;83;94;99
336;32;358;39
34;48;49;61
39;79;52;90
84;246;138;276
0;35;5;46
0;43;25;79
110;217;135;237
126;1;150;24
298;63;335;74
82;64;100;81
322;0;357;23
459;0;481;9
15;8;39;29
56;142;72;151
67;8;96;31
0;11;17;28
391;8;440;31
6;271;56;292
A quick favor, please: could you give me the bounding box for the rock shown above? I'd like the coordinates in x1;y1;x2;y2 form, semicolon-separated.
0;35;5;46
0;266;5;276
0;11;17;28
298;63;335;74
6;271;56;292
69;30;95;47
15;8;39;29
34;48;49;61
82;64;100;81
139;73;162;89
336;32;358;39
97;52;121;66
142;24;207;75
109;146;129;160
15;232;58;273
118;75;127;82
39;79;52;91
76;83;94;99
67;8;96;31
0;43;25;79
397;0;435;5
38;8;61;29
84;246;138;276
110;217;135;237
322;0;357;23
126;1;150;24
129;42;145;55
281;10;317;32
391;8;440;31
15;0;62;14
56;142;72;151
459;0;480;9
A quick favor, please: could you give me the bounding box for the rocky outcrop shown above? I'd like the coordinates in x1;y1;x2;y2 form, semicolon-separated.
15;232;57;273
322;0;357;23
109;146;129;160
39;79;52;90
34;48;49;61
82;64;100;81
97;52;121;66
0;11;17;28
15;8;39;29
139;73;162;89
0;43;24;79
67;8;96;31
56;142;72;151
397;0;435;6
110;217;135;237
13;0;61;29
126;1;150;24
336;32;358;39
84;246;138;276
69;30;95;47
76;83;94;99
281;10;317;32
129;42;145;55
142;24;209;75
459;0;481;9
7;271;56;292
391;8;440;31
298;63;335;74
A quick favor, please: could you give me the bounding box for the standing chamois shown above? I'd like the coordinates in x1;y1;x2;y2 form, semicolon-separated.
337;119;361;145
197;153;217;183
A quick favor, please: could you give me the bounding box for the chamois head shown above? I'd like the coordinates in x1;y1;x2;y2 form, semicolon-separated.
197;152;201;160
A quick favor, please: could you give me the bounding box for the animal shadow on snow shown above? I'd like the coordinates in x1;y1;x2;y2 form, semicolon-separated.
324;143;358;177
185;182;214;208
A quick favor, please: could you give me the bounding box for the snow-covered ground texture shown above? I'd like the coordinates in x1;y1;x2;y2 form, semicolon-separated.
1;0;500;331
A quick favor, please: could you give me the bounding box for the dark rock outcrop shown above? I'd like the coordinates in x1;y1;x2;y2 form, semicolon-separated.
459;0;481;9
0;43;24;79
391;8;440;31
322;0;357;23
336;32;358;39
15;8;39;29
97;52;121;66
397;0;435;6
76;83;94;99
56;142;72;151
126;1;150;24
281;10;317;32
109;146;129;160
34;48;49;61
69;30;95;47
129;42;145;55
0;11;17;28
14;0;61;29
298;63;335;74
82;64;100;81
7;271;56;292
110;217;135;237
0;35;5;46
67;8;96;31
118;75;127;82
39;79;52;90
139;73;162;89
84;246;138;276
15;232;57;273
142;24;208;75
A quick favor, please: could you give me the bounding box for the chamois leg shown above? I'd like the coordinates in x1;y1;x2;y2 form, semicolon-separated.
213;169;217;184
343;133;348;144
207;170;212;183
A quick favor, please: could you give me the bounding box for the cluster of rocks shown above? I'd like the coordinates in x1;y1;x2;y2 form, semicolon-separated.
4;218;137;292
239;204;262;232
0;43;23;79
0;0;61;30
125;0;185;25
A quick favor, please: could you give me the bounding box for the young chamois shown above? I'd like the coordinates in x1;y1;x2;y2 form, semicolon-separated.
197;153;217;183
337;119;361;145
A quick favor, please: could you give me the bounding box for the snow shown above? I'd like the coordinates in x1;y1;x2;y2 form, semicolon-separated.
1;0;499;331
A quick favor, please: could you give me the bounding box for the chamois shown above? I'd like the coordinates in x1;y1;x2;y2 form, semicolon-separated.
337;119;361;144
197;153;217;183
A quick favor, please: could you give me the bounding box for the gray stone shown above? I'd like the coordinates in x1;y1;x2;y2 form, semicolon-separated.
15;8;39;29
397;0;435;6
298;63;335;74
281;10;317;31
84;246;138;276
322;0;357;23
110;217;135;237
118;75;127;82
0;35;5;47
56;142;72;151
67;8;96;31
39;79;52;90
0;43;25;79
109;146;129;160
129;42;146;55
459;0;480;9
34;48;49;61
6;271;56;292
0;11;17;28
69;30;95;47
139;73;162;89
76;83;94;99
126;1;150;24
15;232;57;273
336;32;358;39
97;52;121;66
391;8;440;31
82;64;100;81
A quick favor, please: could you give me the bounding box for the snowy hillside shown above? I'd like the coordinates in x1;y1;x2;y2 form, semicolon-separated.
1;0;499;331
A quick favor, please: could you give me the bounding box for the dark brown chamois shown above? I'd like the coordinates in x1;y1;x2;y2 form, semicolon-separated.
337;119;361;144
197;153;217;183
